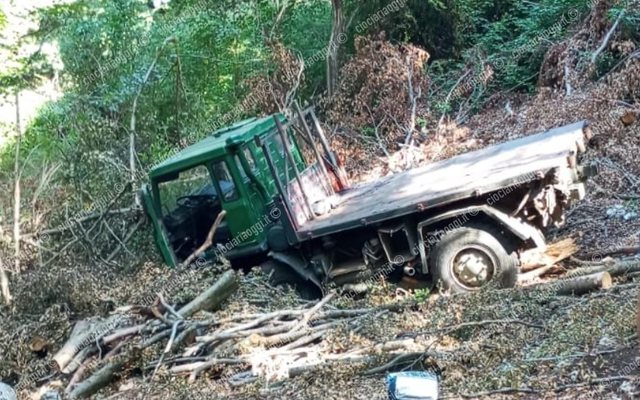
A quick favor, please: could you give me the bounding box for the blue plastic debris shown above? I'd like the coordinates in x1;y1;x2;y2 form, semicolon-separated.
387;371;438;400
0;382;16;400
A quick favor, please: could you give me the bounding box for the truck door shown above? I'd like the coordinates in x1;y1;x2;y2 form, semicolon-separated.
235;147;266;219
211;158;262;249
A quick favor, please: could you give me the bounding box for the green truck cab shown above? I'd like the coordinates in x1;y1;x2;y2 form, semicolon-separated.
141;111;328;269
142;106;594;297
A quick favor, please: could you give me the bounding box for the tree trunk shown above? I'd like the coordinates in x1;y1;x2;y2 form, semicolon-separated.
53;317;121;371
0;259;11;305
177;270;238;318
566;259;640;278
530;272;612;296
326;0;344;97
13;91;21;272
67;358;126;399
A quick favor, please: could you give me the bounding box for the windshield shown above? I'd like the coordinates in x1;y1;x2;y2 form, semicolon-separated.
158;165;213;216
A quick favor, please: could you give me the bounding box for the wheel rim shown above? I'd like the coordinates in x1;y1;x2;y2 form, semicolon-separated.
450;246;496;290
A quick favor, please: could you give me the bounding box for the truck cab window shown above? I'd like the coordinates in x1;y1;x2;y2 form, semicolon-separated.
158;166;213;216
156;165;226;262
213;161;238;202
235;155;249;182
243;147;257;173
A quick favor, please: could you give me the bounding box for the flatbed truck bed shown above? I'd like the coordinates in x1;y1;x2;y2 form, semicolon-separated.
296;121;590;238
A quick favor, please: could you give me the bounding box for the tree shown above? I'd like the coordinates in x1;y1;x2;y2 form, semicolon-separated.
326;0;345;97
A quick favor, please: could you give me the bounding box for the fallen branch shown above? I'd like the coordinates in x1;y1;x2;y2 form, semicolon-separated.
181;210;227;267
291;291;335;331
67;357;127;399
566;259;640;278
187;358;245;383
177;269;238;318
105;217;144;263
591;9;626;65
102;324;145;345
531;271;613;296
62;346;95;374
53;320;92;371
23;208;137;238
423;319;545;336
364;352;425;375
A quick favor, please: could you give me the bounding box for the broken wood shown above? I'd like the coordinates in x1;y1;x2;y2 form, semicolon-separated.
521;238;577;272
53;316;122;371
181;210;227;267
519;238;577;281
591;9;626;65
531;271;612;296
566;259;640;278
53;320;92;371
177;269;238;318
0;260;12;305
67;358;126;399
62;346;95;375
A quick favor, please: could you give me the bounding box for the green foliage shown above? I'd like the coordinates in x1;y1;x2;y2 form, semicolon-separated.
414;288;430;302
279;0;332;92
0;7;7;30
2;0;638;219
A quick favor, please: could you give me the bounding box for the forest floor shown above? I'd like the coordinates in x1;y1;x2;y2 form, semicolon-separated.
2;38;640;400
2;88;640;400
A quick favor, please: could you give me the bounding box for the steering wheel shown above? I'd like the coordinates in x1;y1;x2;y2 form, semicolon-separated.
176;195;214;208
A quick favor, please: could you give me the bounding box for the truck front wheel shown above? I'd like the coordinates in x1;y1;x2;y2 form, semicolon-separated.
429;224;518;293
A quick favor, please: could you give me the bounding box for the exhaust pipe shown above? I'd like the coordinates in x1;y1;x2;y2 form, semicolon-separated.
403;266;416;277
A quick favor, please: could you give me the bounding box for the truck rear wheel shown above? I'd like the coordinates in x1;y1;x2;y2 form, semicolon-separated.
260;260;320;300
429;224;518;293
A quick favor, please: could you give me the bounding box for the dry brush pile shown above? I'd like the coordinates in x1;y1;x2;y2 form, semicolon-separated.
1;255;638;400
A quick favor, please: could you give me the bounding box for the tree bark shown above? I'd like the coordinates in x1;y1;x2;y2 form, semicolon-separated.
566;259;640;278
530;272;612;296
0;259;11;305
67;358;126;399
177;270;238;318
326;0;344;97
13;90;21;272
53;317;121;371
181;210;226;267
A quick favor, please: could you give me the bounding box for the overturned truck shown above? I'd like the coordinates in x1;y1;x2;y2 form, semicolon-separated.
141;106;595;296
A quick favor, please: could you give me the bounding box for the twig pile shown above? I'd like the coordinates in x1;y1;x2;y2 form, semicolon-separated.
34;271;424;399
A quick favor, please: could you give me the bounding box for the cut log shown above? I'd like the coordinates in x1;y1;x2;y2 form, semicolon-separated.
53;317;122;371
177;270;238;318
530;272;612;296
62;346;95;374
53;320;91;371
566;260;640;278
67;358;126;399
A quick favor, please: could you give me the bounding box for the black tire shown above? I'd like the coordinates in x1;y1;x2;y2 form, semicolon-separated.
429;223;518;294
260;260;320;300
